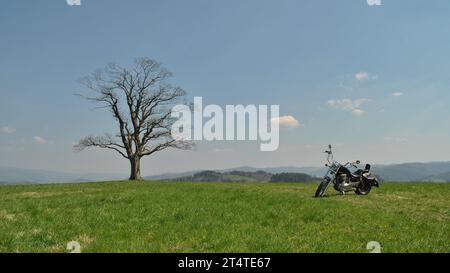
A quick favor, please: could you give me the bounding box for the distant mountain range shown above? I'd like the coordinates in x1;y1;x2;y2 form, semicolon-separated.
1;161;450;184
145;162;450;183
0;166;126;184
372;162;450;182
423;171;450;182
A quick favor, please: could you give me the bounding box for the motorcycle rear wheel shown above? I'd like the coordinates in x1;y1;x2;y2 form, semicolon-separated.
315;179;330;198
355;183;372;195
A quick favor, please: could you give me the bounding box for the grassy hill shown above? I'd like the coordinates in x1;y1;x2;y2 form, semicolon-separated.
174;170;316;182
0;181;448;253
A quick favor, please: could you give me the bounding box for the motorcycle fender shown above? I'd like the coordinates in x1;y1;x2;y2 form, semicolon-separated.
363;175;379;188
372;179;380;188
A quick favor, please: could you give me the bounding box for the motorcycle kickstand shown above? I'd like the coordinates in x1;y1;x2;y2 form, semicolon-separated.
341;191;345;195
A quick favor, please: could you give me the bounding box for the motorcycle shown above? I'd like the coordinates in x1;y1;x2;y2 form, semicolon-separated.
315;145;379;198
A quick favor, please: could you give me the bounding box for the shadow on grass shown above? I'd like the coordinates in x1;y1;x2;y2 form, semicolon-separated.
313;192;351;199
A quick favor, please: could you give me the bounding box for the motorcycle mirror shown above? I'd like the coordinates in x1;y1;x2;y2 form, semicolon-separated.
356;160;361;164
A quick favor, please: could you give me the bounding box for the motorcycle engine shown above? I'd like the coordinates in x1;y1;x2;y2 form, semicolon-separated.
335;174;353;192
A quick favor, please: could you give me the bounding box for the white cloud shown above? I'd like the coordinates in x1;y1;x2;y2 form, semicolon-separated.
351;109;366;116
392;92;404;97
271;115;301;128
327;98;370;110
383;137;408;143
327;98;371;116
0;127;16;134
355;71;377;81
34;136;46;145
355;72;368;80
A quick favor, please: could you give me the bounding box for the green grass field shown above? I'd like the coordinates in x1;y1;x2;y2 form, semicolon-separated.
0;181;448;253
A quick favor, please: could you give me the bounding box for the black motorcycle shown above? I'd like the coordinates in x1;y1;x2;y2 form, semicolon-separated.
315;145;379;198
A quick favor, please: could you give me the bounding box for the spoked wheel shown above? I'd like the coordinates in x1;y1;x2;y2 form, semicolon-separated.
355;182;372;195
315;179;330;198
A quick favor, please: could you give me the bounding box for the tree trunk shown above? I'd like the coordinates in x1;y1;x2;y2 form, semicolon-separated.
129;157;142;180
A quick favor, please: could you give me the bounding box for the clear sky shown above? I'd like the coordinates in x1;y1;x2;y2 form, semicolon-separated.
1;0;450;175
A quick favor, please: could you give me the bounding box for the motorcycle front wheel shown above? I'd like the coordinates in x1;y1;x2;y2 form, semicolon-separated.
315;178;330;198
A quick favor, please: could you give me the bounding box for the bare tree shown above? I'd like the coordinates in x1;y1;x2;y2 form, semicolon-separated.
74;58;193;180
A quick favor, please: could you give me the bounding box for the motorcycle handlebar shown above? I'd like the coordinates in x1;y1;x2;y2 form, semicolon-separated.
323;145;361;167
344;161;360;168
324;145;333;164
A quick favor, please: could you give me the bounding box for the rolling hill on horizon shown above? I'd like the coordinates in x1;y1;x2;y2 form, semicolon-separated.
146;162;450;182
172;170;317;183
422;171;450;182
372;162;450;182
2;161;450;184
0;166;126;184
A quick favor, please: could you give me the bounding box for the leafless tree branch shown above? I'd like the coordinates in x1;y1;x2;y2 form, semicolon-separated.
74;57;194;180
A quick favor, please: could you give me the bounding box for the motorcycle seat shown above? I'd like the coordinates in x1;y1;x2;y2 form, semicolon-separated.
352;169;368;178
352;164;371;178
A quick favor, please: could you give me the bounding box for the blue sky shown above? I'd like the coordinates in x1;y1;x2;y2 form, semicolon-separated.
1;0;450;175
